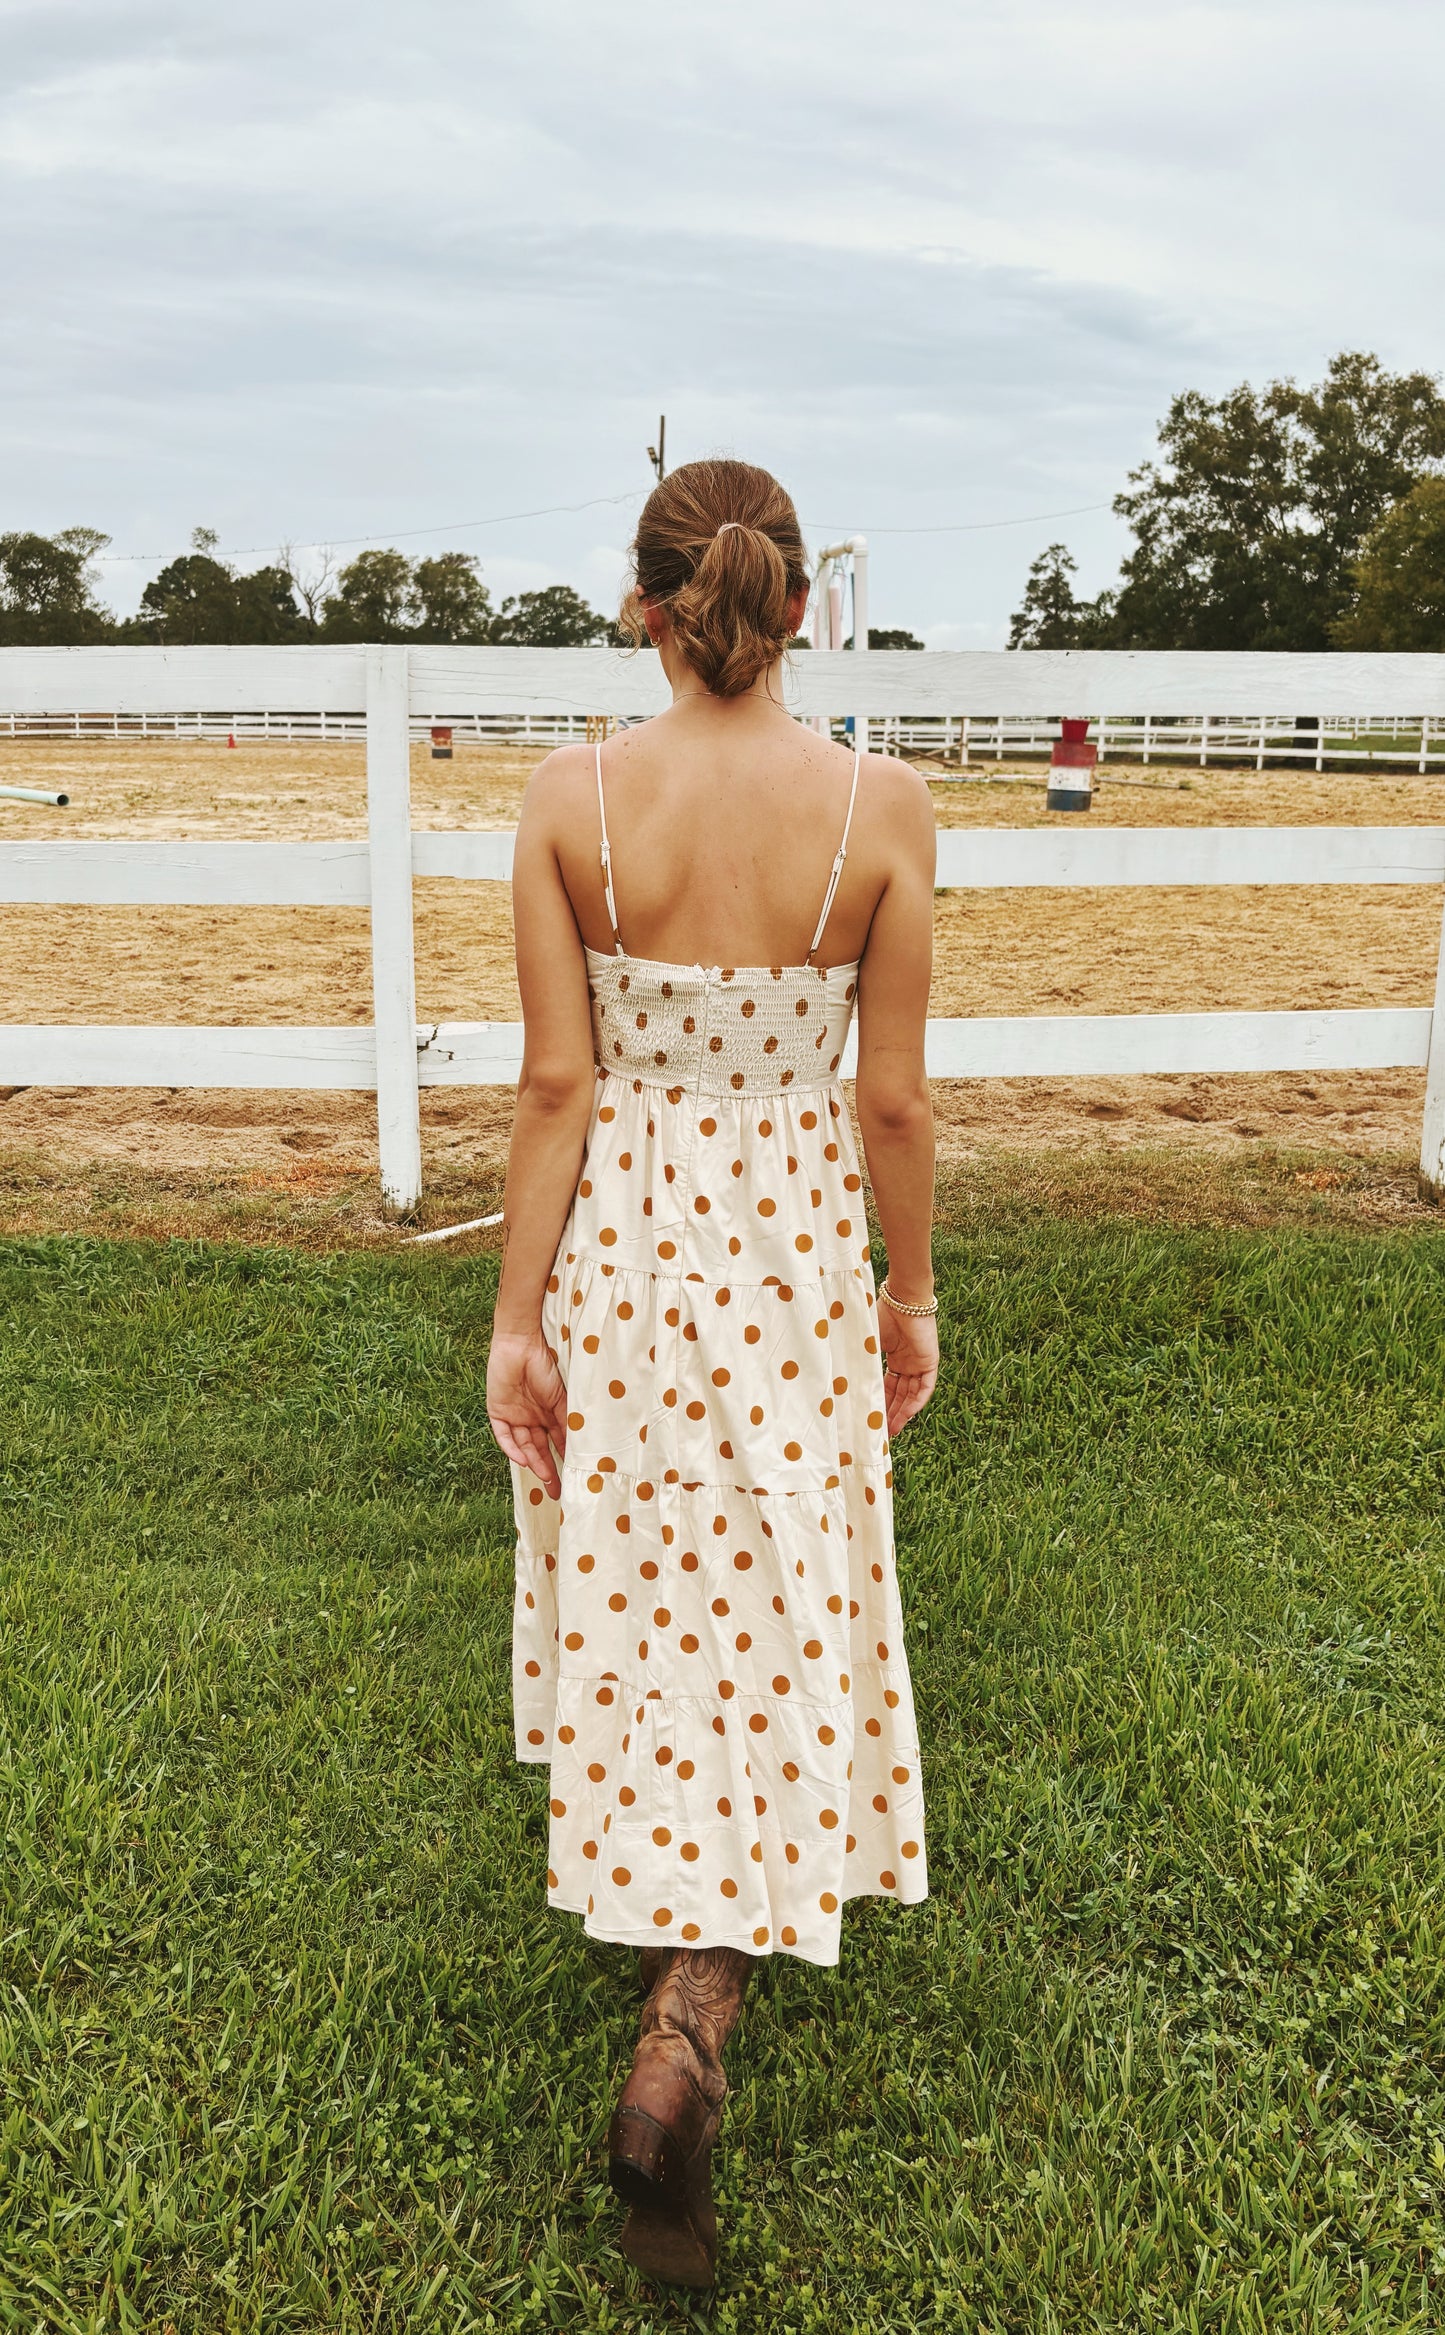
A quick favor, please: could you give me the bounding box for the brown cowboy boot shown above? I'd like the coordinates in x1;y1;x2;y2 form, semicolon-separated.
608;1944;754;2287
638;1945;667;1998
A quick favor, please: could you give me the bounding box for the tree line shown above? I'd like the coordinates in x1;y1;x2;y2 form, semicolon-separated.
1009;352;1445;652
0;528;616;648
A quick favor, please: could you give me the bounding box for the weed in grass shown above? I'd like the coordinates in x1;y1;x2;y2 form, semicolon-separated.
0;1226;1442;2327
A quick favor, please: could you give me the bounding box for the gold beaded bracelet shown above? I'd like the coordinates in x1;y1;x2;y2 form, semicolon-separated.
879;1277;938;1319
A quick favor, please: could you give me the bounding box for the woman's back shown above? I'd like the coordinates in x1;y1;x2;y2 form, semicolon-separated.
543;704;922;971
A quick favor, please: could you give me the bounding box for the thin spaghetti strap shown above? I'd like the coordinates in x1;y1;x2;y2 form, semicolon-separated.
596;741;624;956
806;748;862;964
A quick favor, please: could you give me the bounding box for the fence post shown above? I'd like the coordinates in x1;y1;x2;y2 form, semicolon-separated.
1419;892;1445;1203
366;644;422;1210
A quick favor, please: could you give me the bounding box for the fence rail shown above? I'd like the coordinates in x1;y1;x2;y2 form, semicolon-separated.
5;706;1445;776
2;645;1444;1208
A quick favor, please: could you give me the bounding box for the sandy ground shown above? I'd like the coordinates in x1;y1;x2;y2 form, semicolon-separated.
1;737;1440;1182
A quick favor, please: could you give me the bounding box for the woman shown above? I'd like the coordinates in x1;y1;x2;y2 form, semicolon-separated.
486;458;939;2287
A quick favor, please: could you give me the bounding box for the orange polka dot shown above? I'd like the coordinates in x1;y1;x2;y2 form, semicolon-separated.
587;1761;607;1782
784;1441;803;1461
567;1411;584;1431
902;1840;920;1858
772;1675;791;1694
880;1869;897;1890
752;1926;769;1946
608;1593;627;1612
686;1400;706;1420
712;1367;731;1386
748;1713;768;1734
527;1726;545;1745
819;1808;839;1829
612;1867;632;1885
819;1891;838;1913
563;1631;584;1650
598;1229;617;1247
720;1877;739;1898
652;1826;672;1846
549;1798;566;1817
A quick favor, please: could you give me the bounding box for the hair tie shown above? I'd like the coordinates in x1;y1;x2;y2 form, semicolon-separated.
715;521;741;535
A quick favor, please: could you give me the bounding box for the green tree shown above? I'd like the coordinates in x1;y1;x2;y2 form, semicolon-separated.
320;548;416;641
411;552;494;643
1006;545;1114;649
136;529;302;644
1103;352;1445;649
843;627;927;649
1334;476;1445;649
0;528;113;644
490;584;610;646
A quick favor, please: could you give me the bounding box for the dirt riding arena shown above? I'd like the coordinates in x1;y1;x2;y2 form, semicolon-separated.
0;736;1440;1188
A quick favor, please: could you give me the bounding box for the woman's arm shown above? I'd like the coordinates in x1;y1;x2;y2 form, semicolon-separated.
852;768;938;1434
487;761;598;1494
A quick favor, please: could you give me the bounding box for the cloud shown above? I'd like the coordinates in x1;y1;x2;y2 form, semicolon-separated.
2;0;1440;638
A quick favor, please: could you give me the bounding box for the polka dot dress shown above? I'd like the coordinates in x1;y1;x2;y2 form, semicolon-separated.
511;946;928;1967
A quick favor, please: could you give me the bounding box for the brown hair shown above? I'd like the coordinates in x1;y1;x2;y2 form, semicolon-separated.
619;457;809;698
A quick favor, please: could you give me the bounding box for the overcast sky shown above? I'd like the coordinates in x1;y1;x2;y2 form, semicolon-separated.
4;0;1442;643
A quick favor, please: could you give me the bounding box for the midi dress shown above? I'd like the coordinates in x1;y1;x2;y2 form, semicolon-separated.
510;747;928;1965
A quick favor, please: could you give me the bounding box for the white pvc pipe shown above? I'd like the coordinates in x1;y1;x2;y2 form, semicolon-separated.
0;784;69;806
407;1209;503;1245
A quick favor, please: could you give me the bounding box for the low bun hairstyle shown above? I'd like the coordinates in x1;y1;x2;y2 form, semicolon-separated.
619;458;809;698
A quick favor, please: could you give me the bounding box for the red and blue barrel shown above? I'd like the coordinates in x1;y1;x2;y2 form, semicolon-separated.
1047;717;1096;812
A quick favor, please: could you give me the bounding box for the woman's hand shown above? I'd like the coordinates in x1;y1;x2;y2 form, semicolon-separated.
879;1301;939;1437
487;1327;568;1499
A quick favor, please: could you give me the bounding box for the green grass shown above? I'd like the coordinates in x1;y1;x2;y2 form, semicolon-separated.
1;1226;1444;2332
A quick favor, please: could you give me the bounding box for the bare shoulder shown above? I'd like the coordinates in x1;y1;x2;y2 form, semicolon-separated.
860;752;935;845
518;743;596;833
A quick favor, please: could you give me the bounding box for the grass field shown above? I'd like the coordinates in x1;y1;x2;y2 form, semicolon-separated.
3;1222;1445;2331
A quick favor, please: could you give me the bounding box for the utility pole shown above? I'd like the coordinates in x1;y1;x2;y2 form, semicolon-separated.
646;416;667;483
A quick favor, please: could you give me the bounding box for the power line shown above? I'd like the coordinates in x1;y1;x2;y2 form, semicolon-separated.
801;501;1113;537
94;489;645;565
89;489;1113;569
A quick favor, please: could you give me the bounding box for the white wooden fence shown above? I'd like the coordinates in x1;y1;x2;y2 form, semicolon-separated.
2;644;1444;1209
7;705;1444;776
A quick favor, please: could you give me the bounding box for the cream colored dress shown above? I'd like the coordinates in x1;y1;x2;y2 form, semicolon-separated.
511;746;928;1965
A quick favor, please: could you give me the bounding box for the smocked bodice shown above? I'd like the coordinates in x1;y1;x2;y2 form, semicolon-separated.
585;948;858;1098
